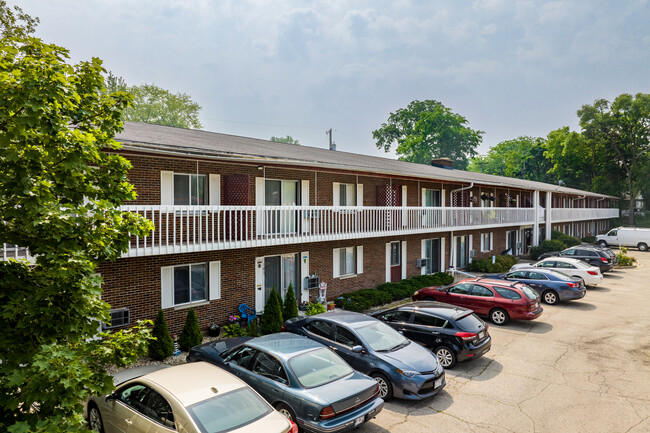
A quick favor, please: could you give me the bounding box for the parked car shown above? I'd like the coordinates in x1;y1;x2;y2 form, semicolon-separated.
510;257;603;286
596;227;650;251
87;362;296;433
538;246;615;272
284;311;445;401
187;333;383;433
412;278;543;325
484;269;586;305
371;302;491;368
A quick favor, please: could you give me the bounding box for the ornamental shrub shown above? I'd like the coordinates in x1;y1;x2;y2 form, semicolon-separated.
306;301;327;315
178;308;203;352
551;230;581;247
468;255;518;273
283;283;299;321
261;288;283;334
530;239;567;260
149;310;174;361
222;323;246;337
616;247;637;266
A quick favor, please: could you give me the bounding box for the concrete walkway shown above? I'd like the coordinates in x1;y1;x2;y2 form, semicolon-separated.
365;250;650;433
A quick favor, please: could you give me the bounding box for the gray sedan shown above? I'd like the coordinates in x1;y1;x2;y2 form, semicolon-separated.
187;333;383;433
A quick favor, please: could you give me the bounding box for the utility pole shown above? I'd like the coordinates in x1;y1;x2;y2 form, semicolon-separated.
326;128;334;150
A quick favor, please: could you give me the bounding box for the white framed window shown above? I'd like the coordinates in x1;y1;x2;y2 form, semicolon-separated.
102;308;130;330
174;174;207;205
333;182;362;206
422;189;441;207
161;261;221;308
480;232;493;252
333;246;363;278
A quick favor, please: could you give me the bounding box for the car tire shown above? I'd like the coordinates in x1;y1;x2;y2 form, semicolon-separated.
88;403;104;433
542;290;559;305
434;345;457;368
598;240;608;248
371;372;393;400
638;243;648;252
275;402;298;424
489;308;509;325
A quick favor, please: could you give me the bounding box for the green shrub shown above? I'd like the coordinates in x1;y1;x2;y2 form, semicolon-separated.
178;308;203;352
551;230;581;247
581;236;596;244
468;255;518;273
260;288;283;334
245;323;261;337
282;283;299;321
222;323;245;337
617;247;637;266
149;309;174;361
530;239;567;260
306;301;327;315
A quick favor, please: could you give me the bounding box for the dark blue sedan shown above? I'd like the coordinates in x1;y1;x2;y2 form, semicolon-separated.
484;269;586;305
187;333;383;433
284;311;445;401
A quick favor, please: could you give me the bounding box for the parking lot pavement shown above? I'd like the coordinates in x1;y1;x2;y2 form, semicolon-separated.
364;250;650;433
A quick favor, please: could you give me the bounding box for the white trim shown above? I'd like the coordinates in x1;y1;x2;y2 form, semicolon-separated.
209;174;220;206
333;248;340;278
333;182;340;206
356;246;363;274
209;261;221;300
300;251;310;303
385;243;391;283
440;237;446;272
402;185;408;226
420;239;426;276
161;266;173;309
301;180;310;233
356;183;363;207
401;240;407;279
160;171;173;205
468;235;473;263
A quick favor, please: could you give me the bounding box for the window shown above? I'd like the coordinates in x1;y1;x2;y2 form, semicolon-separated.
527;272;548;280
174;174;207;205
470;285;494;297
289;348;353;388
507;271;528;279
337;183;357;206
449;283;471;295
480;233;493;252
305;320;334;339
251;352;287;385
413;313;447;327
188;387;272;433
118;384;175;429
390;242;401;266
380;310;412;323
494;287;522;300
335;247;356;277
173;263;207;305
334;326;361;348
224;345;257;368
103;308;130;330
423;189;441;207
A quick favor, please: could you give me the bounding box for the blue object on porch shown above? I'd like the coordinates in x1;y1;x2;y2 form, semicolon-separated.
239;304;256;324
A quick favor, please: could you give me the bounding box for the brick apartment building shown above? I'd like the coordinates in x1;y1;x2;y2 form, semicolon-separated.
52;123;623;333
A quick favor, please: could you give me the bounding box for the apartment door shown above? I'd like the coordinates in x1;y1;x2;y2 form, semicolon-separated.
424;238;440;274
259;254;299;312
455;236;469;269
265;180;298;234
390;241;401;282
506;230;517;255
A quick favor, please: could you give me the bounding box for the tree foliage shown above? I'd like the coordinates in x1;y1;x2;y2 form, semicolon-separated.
578;93;650;224
271;135;300;145
282;283;299;321
373;100;483;169
105;71;203;129
149;310;174;361
178;308;203;352
260;288;283;335
0;5;153;431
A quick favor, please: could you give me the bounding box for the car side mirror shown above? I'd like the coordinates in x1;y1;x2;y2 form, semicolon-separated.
351;345;364;354
105;393;118;403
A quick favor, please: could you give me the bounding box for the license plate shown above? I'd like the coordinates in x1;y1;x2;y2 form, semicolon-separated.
434;378;443;388
354;416;364;427
478;331;485;340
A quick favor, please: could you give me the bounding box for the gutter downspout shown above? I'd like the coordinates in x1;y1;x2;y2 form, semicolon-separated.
448;183;474;271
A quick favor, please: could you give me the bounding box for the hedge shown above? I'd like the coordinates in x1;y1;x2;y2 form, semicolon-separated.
467;255;518;273
551;230;581;247
334;272;454;312
529;239;568;260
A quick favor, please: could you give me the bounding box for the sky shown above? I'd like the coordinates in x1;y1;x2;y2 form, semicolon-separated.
20;0;650;157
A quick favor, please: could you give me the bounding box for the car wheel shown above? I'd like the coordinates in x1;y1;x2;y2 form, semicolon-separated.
434;346;457;368
371;372;393;400
88;403;104;433
598;240;608;248
638;243;648;252
542;290;558;305
489;308;509;325
275;402;298;424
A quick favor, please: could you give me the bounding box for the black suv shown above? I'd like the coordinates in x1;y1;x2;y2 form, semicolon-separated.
558;246;615;273
371;302;491;369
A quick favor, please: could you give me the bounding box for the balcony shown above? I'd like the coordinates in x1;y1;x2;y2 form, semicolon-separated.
551;208;619;223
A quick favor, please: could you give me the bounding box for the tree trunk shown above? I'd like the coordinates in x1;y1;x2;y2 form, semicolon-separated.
627;170;635;226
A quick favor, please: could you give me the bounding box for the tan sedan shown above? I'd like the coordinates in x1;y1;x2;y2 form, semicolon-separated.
87;361;296;433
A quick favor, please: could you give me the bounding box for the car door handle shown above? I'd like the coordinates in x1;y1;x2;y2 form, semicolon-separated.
329;346;337;350
125;419;133;425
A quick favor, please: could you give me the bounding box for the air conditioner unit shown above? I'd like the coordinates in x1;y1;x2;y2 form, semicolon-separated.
469;250;477;258
416;258;428;268
304;275;320;290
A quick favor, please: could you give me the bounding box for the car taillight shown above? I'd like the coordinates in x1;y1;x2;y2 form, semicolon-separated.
373;383;380;398
289;420;299;433
281;325;286;331
320;405;335;420
567;282;579;288
454;331;477;341
587;270;598;275
600;257;608;262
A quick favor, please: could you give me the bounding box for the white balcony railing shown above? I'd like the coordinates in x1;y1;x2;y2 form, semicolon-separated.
1;206;620;260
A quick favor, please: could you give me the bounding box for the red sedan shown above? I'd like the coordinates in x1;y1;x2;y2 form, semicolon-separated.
412;278;543;325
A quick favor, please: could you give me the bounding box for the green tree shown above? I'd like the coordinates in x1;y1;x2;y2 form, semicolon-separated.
543;127;594;190
282;283;299;321
149;310;174;361
178;308;203;352
373;100;483;169
468;136;554;182
104;72;203;129
260;288;283;334
271;135;300;145
0;5;153;431
578;93;650;224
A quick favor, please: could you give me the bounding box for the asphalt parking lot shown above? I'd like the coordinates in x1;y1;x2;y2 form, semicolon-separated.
364;250;650;433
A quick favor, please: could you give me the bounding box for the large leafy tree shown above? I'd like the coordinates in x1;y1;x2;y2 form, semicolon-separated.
468;136;554;183
271;135;300;145
373;100;483;169
0;4;153;431
105;72;203;129
578;93;650;224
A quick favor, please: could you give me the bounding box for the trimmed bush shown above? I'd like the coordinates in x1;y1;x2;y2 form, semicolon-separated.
551;230;581;247
581;236;596;244
282;283;299;321
530;239;567;260
178;308;203;352
245;323;261;337
306;301;327;315
149;309;174;361
261;288;283;334
468;255;518;273
222;323;245;337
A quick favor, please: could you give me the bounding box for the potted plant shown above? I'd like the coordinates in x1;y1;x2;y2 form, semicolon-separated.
207;323;220;337
480;193;489;201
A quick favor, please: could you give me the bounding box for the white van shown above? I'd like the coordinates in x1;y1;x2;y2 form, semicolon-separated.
596;227;650;251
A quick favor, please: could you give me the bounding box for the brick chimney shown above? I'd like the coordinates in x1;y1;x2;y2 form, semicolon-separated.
431;157;454;169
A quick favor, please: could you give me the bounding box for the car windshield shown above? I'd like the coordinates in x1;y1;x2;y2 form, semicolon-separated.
519;285;539;300
187;387;272;433
456;313;484;332
356;321;409;352
289;347;353;388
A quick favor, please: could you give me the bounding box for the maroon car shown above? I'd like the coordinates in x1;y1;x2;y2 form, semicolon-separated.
412;278;543;325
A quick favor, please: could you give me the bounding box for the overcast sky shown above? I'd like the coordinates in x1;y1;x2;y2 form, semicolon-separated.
21;0;650;157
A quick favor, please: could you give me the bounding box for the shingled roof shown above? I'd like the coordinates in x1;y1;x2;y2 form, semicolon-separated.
115;122;616;198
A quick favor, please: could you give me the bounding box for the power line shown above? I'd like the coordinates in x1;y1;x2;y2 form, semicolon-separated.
201;116;326;131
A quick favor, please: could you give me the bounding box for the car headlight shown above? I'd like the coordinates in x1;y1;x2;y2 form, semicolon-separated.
396;368;419;378
413;291;419;296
